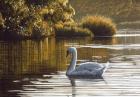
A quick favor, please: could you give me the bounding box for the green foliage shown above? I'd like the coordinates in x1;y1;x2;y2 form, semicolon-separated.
82;16;116;37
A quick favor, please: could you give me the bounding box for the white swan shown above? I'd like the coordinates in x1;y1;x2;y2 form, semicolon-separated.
66;47;109;78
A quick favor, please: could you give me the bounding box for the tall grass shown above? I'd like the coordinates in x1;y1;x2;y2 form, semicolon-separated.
82;16;116;37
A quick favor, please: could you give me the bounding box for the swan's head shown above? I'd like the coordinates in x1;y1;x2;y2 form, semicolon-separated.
66;47;77;57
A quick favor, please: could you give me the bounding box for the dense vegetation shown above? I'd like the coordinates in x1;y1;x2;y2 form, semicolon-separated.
82;16;116;36
0;0;117;39
0;0;75;39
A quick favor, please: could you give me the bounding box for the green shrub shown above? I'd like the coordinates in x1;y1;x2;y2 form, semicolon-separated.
82;16;116;37
55;26;92;37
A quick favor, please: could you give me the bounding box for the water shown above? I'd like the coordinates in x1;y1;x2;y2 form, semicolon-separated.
0;29;140;97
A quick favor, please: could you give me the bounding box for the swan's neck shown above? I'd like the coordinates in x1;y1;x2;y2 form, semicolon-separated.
67;50;77;74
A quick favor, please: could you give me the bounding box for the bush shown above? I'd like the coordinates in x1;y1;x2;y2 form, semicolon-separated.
82;16;116;37
55;26;92;37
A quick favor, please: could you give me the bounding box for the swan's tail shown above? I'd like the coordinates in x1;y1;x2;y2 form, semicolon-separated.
103;61;109;73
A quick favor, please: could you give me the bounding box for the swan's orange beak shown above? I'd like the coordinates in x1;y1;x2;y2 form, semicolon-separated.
66;50;69;57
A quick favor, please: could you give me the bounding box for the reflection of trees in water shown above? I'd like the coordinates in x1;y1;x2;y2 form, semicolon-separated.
78;38;117;63
0;38;56;79
56;37;117;65
0;37;92;79
0;38;56;97
0;37;118;97
78;48;109;62
0;37;117;79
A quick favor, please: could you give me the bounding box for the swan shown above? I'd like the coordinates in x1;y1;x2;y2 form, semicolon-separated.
66;47;109;78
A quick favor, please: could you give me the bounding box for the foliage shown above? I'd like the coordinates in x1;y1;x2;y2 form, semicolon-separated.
0;12;4;27
55;26;92;37
0;0;75;39
82;16;116;36
40;0;75;25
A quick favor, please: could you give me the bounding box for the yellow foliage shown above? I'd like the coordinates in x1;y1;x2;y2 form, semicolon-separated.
0;13;4;27
82;16;117;36
58;0;68;6
55;22;64;29
39;7;49;15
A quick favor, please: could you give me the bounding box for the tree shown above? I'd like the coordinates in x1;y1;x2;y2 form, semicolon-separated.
0;0;75;39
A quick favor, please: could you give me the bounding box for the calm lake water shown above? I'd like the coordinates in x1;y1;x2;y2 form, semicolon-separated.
1;29;140;97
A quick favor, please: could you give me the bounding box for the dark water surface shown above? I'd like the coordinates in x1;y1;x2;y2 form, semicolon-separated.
0;29;140;97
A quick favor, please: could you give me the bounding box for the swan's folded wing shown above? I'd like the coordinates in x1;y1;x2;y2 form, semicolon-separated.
74;63;104;75
70;68;103;78
76;62;104;71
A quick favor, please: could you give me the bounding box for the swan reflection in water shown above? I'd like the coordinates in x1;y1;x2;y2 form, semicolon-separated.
68;78;106;97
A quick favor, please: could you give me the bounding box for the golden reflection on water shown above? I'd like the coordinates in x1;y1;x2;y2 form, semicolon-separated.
1;34;140;97
0;37;118;79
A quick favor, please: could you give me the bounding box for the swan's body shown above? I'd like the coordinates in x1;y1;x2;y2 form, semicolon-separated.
66;47;109;78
